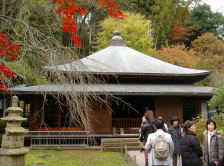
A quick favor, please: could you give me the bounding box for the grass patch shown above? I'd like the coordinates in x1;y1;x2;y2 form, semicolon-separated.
26;150;128;166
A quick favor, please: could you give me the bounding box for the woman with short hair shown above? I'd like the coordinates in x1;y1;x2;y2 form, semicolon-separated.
202;119;223;166
180;120;203;166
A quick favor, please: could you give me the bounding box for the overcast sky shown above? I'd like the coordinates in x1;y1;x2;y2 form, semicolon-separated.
201;0;224;14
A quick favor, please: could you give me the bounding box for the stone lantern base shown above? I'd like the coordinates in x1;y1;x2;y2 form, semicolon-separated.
0;148;29;166
0;96;30;166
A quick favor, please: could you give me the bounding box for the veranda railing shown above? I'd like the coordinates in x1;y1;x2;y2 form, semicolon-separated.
29;130;89;147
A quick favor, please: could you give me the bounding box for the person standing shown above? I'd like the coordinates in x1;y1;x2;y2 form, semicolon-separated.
158;116;168;132
168;116;182;166
144;107;155;124
180;120;203;166
139;115;155;166
145;118;174;166
203;119;223;166
139;116;146;152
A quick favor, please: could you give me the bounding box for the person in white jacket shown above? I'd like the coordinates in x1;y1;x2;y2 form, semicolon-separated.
145;118;174;166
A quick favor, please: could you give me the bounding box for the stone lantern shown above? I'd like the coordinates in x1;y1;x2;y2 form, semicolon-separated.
0;96;29;166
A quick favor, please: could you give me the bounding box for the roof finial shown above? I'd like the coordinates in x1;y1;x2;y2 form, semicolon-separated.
110;30;126;46
113;30;120;36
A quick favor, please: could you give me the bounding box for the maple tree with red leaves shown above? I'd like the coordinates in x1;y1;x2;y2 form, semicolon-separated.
0;0;124;93
0;33;19;92
53;0;125;48
170;21;193;44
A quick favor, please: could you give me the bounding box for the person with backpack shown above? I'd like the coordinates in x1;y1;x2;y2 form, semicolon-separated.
139;114;155;166
180;120;203;166
202;119;223;166
145;118;174;166
158;116;169;132
168;116;182;166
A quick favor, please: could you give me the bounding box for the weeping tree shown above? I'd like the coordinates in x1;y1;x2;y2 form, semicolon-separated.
0;0;130;135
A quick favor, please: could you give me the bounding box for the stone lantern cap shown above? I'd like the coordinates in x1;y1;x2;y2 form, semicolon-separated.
0;96;28;135
1;96;27;123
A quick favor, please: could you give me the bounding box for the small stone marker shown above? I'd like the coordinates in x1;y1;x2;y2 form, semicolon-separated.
38;154;51;159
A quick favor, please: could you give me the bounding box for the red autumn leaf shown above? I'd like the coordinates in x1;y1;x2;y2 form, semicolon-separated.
0;33;20;60
0;84;8;93
53;0;124;48
0;33;8;40
13;74;17;80
170;21;193;43
108;9;114;15
0;65;13;78
79;9;87;15
114;13;119;18
68;26;77;33
71;35;79;42
0;33;20;92
76;42;82;48
56;9;62;14
61;27;67;32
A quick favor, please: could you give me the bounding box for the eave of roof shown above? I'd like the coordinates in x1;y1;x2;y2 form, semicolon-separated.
7;84;213;97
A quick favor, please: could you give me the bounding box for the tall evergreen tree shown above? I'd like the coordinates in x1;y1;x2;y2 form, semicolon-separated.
190;4;224;40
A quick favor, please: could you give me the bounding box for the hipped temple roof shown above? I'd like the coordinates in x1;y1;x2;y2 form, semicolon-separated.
44;31;211;79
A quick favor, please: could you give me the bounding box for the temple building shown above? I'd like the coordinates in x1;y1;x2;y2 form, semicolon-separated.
0;31;213;136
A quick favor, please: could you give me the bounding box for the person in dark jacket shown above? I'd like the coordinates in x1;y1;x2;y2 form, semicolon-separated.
168;116;182;166
203;119;223;166
180;120;203;166
139;115;155;166
144;107;155;123
139;116;146;152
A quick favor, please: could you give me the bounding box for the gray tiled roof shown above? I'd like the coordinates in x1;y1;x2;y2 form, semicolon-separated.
9;84;213;96
44;46;211;77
